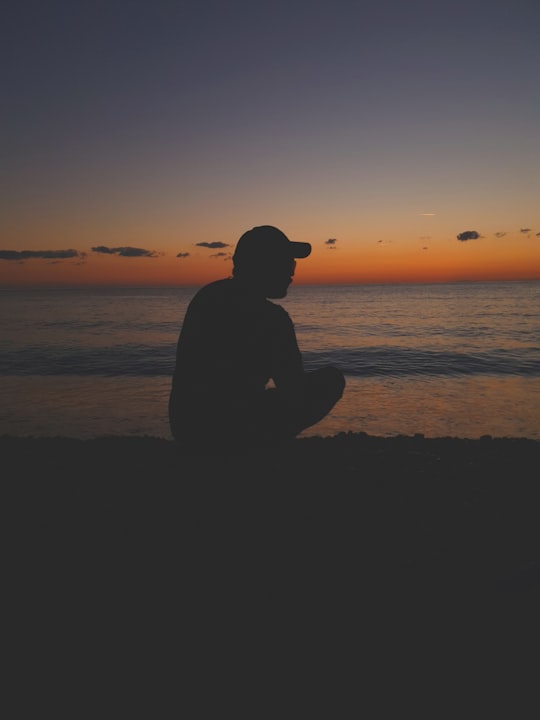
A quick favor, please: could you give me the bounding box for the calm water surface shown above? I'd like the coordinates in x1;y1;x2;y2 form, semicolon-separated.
1;281;539;439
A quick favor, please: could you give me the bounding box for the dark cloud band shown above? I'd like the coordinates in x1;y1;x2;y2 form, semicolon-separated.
0;249;80;261
195;242;230;249
91;246;157;257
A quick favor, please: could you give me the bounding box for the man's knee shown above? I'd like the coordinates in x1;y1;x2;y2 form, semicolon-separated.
309;366;345;402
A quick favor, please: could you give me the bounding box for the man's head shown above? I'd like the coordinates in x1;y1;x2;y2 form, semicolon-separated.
232;225;311;298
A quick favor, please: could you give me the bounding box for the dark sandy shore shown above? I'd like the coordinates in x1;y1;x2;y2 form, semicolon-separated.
5;431;539;596
3;432;539;692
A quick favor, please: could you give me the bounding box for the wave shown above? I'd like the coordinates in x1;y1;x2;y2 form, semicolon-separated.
303;347;540;377
2;343;540;378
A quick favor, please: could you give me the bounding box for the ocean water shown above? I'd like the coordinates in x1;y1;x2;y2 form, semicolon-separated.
1;281;539;440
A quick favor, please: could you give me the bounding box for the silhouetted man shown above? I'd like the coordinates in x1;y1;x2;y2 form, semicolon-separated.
169;225;345;451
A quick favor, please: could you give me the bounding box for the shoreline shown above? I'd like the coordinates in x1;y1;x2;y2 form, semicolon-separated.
3;429;540;470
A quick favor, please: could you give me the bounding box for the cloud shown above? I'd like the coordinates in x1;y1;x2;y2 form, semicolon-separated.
456;230;481;242
0;249;80;261
91;246;158;257
196;241;230;249
520;228;532;235
494;232;507;238
176;252;190;258
325;238;337;245
536;233;540;237
92;246;115;254
210;252;230;258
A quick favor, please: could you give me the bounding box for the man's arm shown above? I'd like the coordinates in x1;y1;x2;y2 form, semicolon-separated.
270;308;305;391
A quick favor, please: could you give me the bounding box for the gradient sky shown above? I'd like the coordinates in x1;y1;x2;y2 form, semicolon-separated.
2;0;539;286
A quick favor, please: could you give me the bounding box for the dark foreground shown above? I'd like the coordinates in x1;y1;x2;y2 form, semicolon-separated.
4;432;539;699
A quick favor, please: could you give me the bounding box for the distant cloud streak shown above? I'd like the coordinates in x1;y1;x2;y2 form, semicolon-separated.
456;230;481;242
176;252;190;258
494;232;507;238
92;246;158;257
196;241;230;249
0;249;80;261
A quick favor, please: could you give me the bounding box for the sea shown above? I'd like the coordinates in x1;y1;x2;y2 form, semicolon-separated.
1;281;539;440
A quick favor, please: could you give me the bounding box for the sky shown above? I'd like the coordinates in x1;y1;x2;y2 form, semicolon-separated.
2;0;540;286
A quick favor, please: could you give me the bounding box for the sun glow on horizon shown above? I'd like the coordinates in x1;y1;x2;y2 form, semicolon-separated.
2;231;539;288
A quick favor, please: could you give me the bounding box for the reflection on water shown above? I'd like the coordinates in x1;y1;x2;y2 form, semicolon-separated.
0;377;172;440
303;375;540;440
1;374;538;440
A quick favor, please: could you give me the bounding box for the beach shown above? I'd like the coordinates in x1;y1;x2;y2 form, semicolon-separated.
5;431;539;598
4;430;539;702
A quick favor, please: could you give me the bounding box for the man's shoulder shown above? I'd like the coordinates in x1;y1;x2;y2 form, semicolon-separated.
195;278;232;296
189;279;292;322
189;279;233;305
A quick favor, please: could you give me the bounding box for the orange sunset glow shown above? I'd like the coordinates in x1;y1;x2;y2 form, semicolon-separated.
1;225;539;287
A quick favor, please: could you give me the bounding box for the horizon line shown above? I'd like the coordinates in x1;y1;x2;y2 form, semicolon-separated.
1;277;539;291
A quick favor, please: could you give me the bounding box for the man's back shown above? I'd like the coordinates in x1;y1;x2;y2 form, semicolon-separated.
169;278;303;444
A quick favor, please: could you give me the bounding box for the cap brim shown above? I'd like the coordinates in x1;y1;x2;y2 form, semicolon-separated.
290;241;311;258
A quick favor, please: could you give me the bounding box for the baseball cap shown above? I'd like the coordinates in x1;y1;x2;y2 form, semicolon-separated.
233;225;311;264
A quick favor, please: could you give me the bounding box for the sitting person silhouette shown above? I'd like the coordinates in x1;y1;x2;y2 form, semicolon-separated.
169;225;345;451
